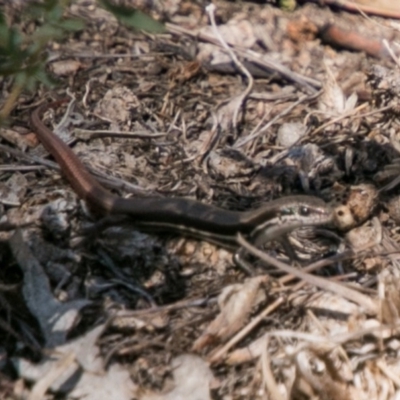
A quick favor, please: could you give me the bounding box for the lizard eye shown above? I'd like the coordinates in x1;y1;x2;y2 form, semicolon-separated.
300;206;310;216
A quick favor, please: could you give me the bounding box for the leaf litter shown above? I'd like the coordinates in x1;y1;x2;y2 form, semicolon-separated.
3;0;400;398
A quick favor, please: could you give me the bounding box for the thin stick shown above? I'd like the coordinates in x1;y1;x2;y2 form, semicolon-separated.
205;4;254;134
237;234;377;315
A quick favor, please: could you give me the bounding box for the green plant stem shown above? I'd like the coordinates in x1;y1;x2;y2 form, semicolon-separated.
0;83;23;120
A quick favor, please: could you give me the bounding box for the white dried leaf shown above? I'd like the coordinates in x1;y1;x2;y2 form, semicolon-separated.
196;43;231;66
94;86;139;130
318;76;346;115
141;354;214;400
0;172;28;206
294;349;354;399
318;65;359;116
0;127;35;148
292;291;360;316
200;19;257;48
6;204;46;228
193;276;268;350
0;182;21;207
345;220;381;251
277;122;307;147
344;91;358;112
226;335;267;364
207;150;252;178
215;95;243;132
361;318;399;340
49;59;82;76
13;324;136;399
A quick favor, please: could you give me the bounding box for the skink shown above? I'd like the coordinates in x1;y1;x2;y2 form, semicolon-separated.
30;100;333;260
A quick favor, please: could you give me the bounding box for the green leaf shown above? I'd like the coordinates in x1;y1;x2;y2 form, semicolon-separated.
34;66;58;87
98;0;165;33
45;2;63;21
56;18;85;32
14;70;29;87
24;3;42;19
32;24;65;42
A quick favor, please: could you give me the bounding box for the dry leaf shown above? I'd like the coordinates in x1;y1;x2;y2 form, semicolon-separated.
49;59;83;76
141;354;215;400
193;276;268;351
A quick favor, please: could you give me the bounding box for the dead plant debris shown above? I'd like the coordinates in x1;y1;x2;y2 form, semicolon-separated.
2;1;400;399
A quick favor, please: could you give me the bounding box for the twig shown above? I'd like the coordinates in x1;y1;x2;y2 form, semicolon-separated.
319;0;400;19
113;296;215;318
234;91;321;148
261;336;284;400
0;83;23;120
0;142;153;197
166;22;321;91
236;234;378;315
308;104;392;141
308;102;368;137
208;296;284;363
208;250;357;363
383;39;400;68
75;129;166;140
205;4;254;134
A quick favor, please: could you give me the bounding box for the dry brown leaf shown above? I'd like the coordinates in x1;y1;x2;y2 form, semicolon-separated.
49;59;83;76
192;276;269;351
